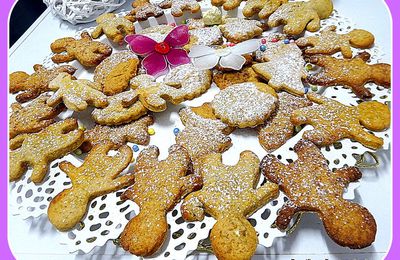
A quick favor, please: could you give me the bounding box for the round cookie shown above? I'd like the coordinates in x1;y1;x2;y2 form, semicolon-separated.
211;82;278;128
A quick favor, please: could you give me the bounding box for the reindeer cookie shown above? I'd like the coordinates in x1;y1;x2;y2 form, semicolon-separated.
261;139;377;249
296;26;375;58
258;92;312;152
243;0;288;19
253;41;306;96
268;0;333;35
81;116;154;152
9;64;76;103
120;145;201;256
48;142;134;231
9;119;84;183
92;13;134;44
9;95;65;139
47;73;108;111
211;82;278;128
181;151;279;260
51;32;112;67
159;0;201;17
92;90;148;126
291;93;391;150
307;52;391;99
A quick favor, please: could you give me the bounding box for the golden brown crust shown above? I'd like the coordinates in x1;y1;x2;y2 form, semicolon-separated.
48;142;134;231
120;145;201;256
307;53;391;99
181;151;278;259
260;139;377;249
9;64;77;103
243;0;288;19
213;66;262;89
290;93;390;150
91;13;134;44
51;32;112;67
159;0;201;17
211;0;244;10
9;95;65;139
219;18;264;43
9;118;84;183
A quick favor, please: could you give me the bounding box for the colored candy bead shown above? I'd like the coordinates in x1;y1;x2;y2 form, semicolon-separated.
304;86;310;94
290;39;295;43
305;63;313;71
261;38;267;44
311;85;318;92
295;125;302;132
260;45;267;52
131;157;136;163
74;149;82;155
133;145;139;152
173;128;180;136
271;38;278;42
169;23;176;27
148;128;155;135
227;42;235;47
284;39;290;44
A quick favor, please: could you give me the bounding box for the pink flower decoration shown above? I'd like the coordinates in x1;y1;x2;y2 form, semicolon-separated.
125;25;191;77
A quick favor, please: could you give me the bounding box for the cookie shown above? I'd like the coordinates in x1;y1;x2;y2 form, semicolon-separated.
186;18;206;29
51;31;112;67
9;118;84;183
203;6;223;26
189;26;224;46
181;151;279;260
94;51;140;95
120;145;201;256
219;18;264;43
48;142;134;231
92;90;148;125
253;41;306;96
211;82;278;128
307;52;391;99
139;24;174;42
213;66;262;90
176;103;233;168
131;64;212;112
9;95;65;139
80;116;154;152
258;92;312;152
268;0;333;35
9;64;77;103
126;0;164;21
211;0;244;10
296;25;375;58
243;0;288;19
261;139;377;249
91;13;135;44
291;93;391;150
159;0;201;17
47;73;108;111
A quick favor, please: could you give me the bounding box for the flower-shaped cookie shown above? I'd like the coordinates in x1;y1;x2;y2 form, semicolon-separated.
125;25;190;77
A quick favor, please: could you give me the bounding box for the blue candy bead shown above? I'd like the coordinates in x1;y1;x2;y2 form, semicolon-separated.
133;145;139;152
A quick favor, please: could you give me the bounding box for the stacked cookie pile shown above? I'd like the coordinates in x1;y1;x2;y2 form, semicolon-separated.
9;0;391;259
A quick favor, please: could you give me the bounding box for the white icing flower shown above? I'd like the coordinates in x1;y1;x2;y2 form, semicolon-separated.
188;39;260;70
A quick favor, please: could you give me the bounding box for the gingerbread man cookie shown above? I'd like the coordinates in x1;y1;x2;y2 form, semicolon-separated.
159;0;201;17
176;103;233;169
261;139;377;249
253;41;306;96
94;51;140;95
51;32;112;67
120;145;201;256
47;73;108;111
126;0;164;22
9;118;84;183
9;95;65;139
243;0;288;19
92;90;148;126
9;64;77;103
181;151;279;260
307;52;391;99
48;142;134;231
81;116;154;152
92;13;135;44
219;18;264;43
291;93;391;150
258;92;312;152
211;82;278;128
296;25;375;58
268;0;333;35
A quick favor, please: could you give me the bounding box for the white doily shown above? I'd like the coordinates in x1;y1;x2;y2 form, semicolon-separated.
9;1;391;259
43;0;126;24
